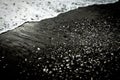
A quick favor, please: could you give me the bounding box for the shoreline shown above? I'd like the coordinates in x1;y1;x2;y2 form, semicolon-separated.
0;1;120;80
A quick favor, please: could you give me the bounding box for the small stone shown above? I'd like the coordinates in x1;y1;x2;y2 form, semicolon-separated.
25;58;27;61
37;47;41;51
1;56;5;59
38;57;41;60
91;77;93;80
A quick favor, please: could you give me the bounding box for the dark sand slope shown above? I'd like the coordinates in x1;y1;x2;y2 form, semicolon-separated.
0;1;120;80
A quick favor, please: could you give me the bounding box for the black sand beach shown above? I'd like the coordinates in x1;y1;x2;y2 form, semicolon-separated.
0;1;120;80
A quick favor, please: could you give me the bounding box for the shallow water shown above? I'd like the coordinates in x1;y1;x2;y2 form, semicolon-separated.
0;0;118;34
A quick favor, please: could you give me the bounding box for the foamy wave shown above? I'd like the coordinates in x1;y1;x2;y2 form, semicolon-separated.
0;0;118;34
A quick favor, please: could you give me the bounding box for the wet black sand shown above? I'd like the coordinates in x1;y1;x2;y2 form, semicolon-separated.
0;1;120;80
